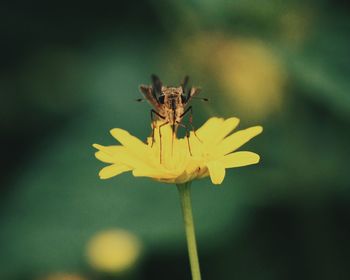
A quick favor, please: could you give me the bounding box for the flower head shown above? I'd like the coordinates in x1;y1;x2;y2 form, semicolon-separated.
93;117;262;185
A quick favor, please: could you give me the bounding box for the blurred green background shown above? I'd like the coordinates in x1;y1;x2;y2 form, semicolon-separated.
1;0;350;279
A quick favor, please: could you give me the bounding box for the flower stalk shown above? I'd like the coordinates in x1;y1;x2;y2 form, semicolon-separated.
177;182;201;280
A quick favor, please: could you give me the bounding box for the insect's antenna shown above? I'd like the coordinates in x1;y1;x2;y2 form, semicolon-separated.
192;97;209;102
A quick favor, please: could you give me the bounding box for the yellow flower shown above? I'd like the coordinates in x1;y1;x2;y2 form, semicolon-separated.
86;229;142;273
93;117;262;185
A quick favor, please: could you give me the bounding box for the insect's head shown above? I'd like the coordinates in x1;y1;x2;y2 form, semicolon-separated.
159;87;186;106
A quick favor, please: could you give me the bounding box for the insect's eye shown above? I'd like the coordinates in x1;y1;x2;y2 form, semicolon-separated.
159;95;165;104
181;95;187;103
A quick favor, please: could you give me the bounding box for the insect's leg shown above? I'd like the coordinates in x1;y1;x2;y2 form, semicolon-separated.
151;109;166;119
158;121;169;164
150;110;156;146
176;122;193;156
150;109;165;147
180;106;202;143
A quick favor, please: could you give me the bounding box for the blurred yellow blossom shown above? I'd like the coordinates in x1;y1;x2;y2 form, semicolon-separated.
93;117;262;185
39;273;86;280
86;229;141;273
216;38;286;118
175;34;286;119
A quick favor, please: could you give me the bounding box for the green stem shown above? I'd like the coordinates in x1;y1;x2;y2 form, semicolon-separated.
177;182;202;280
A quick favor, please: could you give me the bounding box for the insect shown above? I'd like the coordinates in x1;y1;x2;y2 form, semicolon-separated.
139;74;205;161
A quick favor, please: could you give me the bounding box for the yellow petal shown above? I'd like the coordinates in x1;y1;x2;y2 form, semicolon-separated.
95;151;115;163
93;144;124;163
93;144;144;167
197;168;209;179
93;144;126;158
187;133;202;156
132;167;178;179
194;118;240;153
217;126;263;155
153;121;173;144
220;151;260;168
214;117;240;142
195;117;224;142
110;128;148;154
207;161;226;184
99;164;131;179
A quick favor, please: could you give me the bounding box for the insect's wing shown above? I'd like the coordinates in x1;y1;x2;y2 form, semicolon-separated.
139;85;161;110
186;87;201;104
151;74;162;95
181;75;189;93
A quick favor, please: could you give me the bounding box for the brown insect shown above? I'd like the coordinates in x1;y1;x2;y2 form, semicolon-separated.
139;74;206;161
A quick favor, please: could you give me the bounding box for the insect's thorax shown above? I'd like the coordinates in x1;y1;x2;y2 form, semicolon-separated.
161;87;185;125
